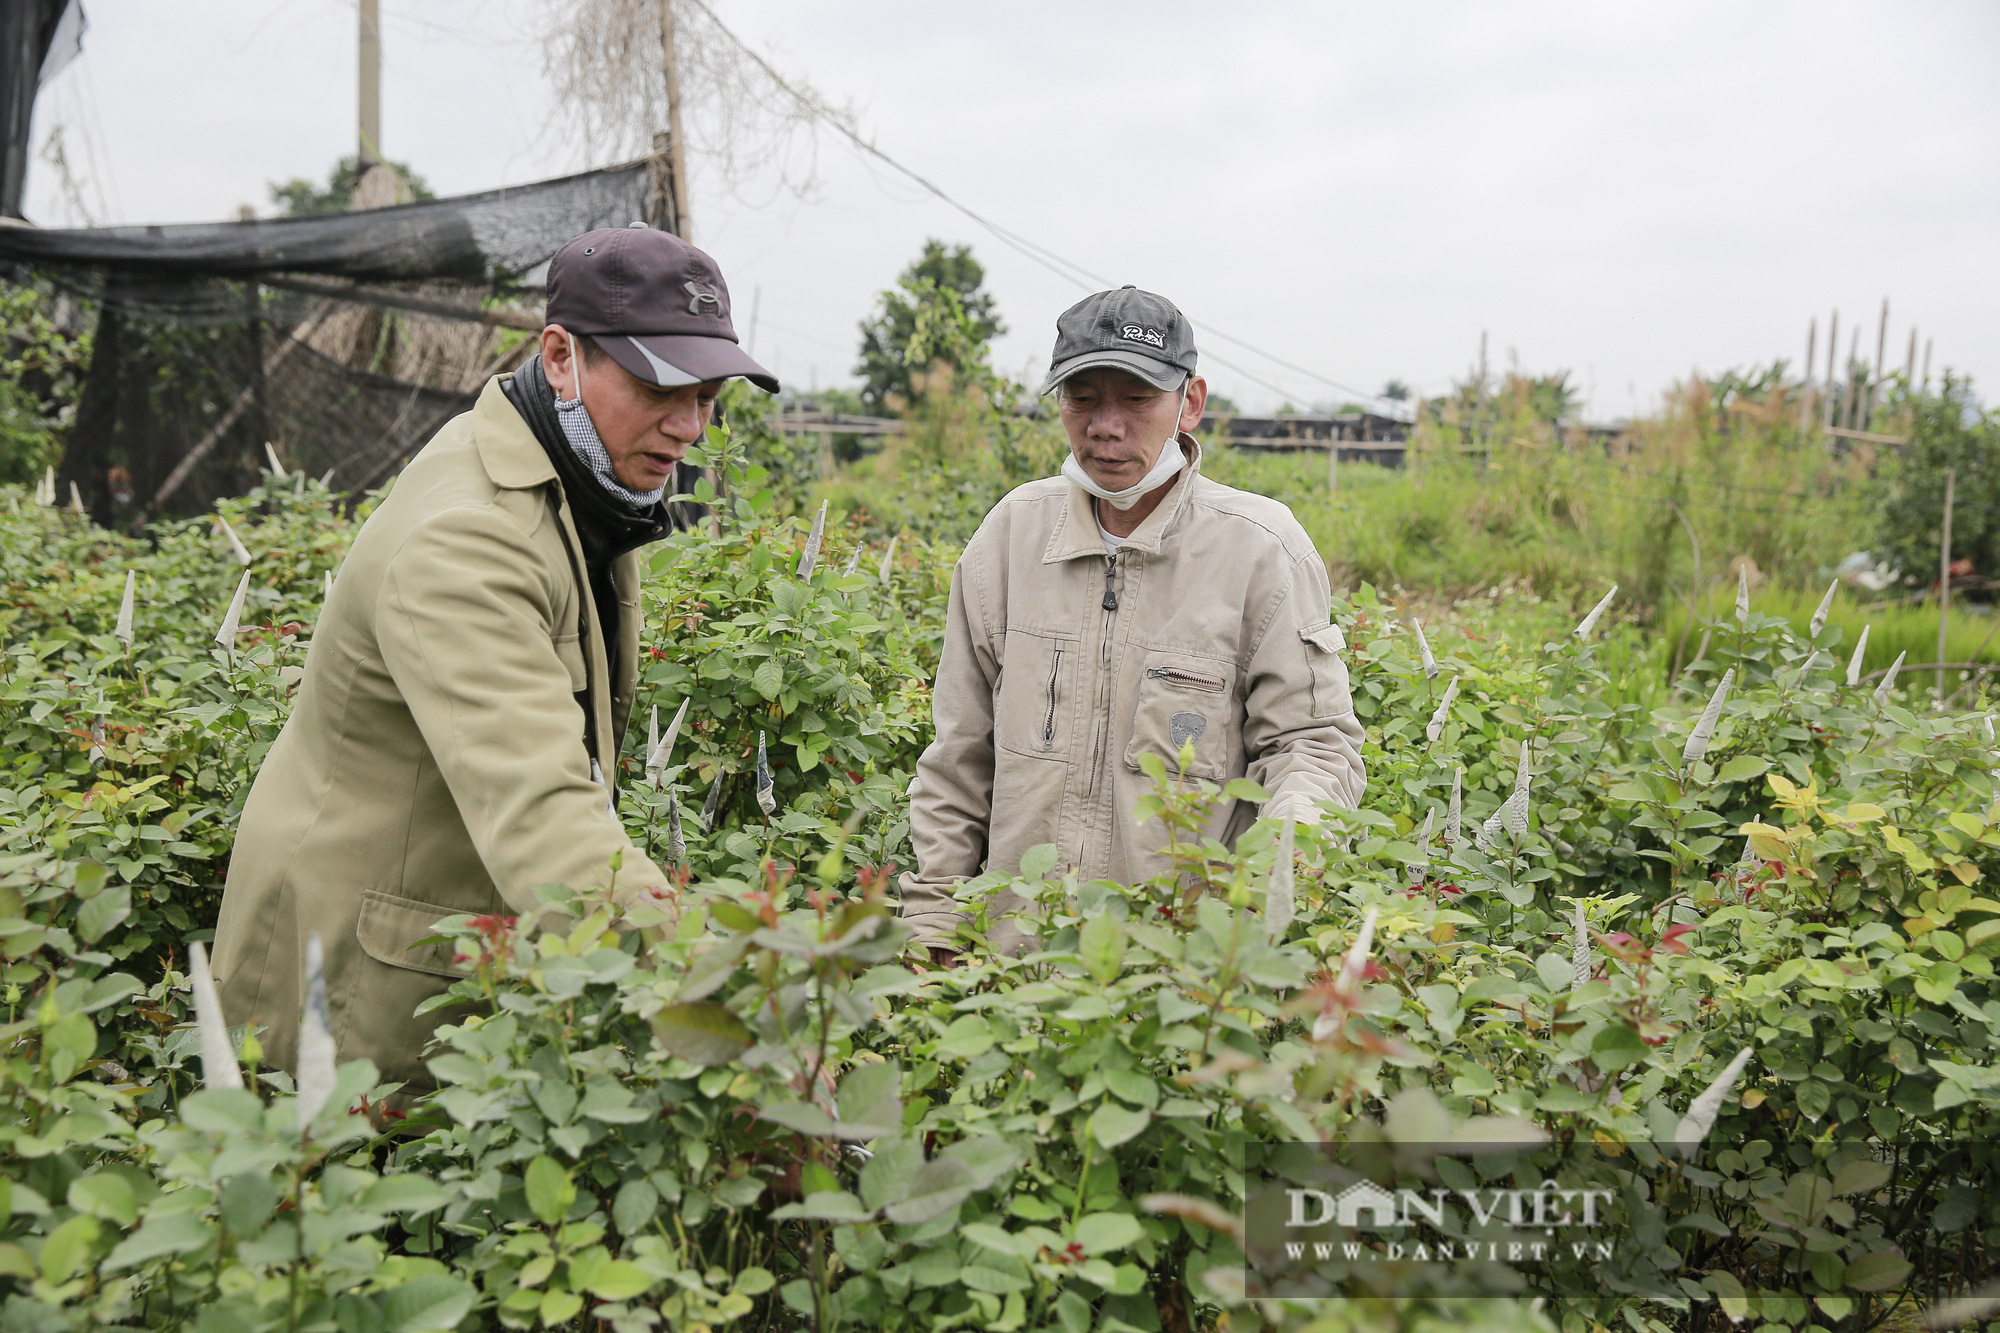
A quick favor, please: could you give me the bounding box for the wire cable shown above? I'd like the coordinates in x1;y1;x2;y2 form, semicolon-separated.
684;0;1410;418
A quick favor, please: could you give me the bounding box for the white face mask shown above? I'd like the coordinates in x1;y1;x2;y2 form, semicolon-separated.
1061;381;1189;510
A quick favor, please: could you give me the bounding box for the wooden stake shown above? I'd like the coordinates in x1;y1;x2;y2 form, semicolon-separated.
1922;337;1933;393
1327;442;1339;495
1822;309;1839;429
1939;466;1955;705
1904;326;1917;387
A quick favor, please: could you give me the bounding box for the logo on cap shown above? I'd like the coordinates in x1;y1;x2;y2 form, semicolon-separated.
1120;323;1166;349
684;281;725;316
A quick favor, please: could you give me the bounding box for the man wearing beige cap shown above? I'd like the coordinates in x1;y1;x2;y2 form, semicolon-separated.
899;286;1366;960
213;224;777;1089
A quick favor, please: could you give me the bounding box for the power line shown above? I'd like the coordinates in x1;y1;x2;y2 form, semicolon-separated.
684;0;1408;418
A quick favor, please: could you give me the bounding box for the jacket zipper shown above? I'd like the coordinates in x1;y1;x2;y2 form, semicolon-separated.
1146;665;1226;694
1041;649;1063;750
1086;553;1121;802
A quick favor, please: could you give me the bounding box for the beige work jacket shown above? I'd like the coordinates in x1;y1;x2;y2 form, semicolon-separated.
899;438;1366;953
212;377;672;1092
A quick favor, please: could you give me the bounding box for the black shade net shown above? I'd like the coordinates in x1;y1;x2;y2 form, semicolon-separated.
0;159;659;525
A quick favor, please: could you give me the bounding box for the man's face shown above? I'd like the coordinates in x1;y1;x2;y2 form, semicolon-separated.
1057;367;1206;492
542;326;722;493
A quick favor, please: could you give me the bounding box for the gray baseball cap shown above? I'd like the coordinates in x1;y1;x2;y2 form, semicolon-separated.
1038;285;1198;395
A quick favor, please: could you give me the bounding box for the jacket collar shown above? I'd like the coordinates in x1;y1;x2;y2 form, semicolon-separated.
473;375;558;491
1044;433;1204;563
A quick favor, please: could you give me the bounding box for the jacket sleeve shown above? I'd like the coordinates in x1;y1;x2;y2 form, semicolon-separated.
376;503;672;922
898;556;1000;951
1241;551;1367;814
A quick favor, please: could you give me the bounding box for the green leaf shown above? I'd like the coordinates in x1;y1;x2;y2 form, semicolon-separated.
1832;1158;1893;1197
1072;1211;1145;1254
523;1155;574;1226
650;1001;753;1066
1843;1251;1914;1292
759;1101;839;1136
1079;912;1127;986
383;1274;478;1332
1019;844;1059;880
752;659;784;699
584;1258;655;1300
1590;1024;1648;1072
38;1214;98;1283
1716;755;1770;784
67;1172;136;1227
882;1157;976;1225
104;1210;211;1270
76;883;130;943
1091;1103;1151;1148
361;1174;450;1216
934;1014;994;1061
835;1060;903;1139
859;1136;922;1212
1102;1069;1159;1109
613;1179;659;1235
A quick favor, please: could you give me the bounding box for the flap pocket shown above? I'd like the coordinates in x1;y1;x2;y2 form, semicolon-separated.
356;889;476;978
1301;623;1345;655
1299;622;1352;720
553;631;588;692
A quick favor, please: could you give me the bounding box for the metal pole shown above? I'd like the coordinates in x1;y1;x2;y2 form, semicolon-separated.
1938;467;1955;705
358;0;381;166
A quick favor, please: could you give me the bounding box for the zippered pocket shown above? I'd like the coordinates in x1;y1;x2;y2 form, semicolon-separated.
1124;653;1238;781
998;630;1079;760
1042;649;1064;750
1146;665;1227;694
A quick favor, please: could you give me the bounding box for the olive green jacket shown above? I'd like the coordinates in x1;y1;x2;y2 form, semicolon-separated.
898;438;1366;954
212;377;673;1092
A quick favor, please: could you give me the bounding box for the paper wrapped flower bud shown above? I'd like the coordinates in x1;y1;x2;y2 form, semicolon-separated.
1573;585;1617;639
1570;899;1591;990
796;500;827;578
878;534;900;585
296;933;336;1128
1682;669;1734;768
215;570;252;655
1734;566;1749;624
1413;618;1438;679
1673;1047;1755;1158
1809;579;1838;638
1265;815;1295;940
114;570;136;646
1872;651;1905;706
216;514;252;566
187;942;243;1090
755;731;777;816
1425;677;1459;744
1443;768;1463;851
1846;624;1871;686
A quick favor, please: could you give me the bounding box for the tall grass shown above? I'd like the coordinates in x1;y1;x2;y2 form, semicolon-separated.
1203;373;1876;625
1657;586;2000;693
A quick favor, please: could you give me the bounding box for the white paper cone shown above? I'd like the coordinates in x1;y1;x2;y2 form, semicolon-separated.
296;934;336;1128
188;942;244;1090
215;570;252;654
114;570;136;646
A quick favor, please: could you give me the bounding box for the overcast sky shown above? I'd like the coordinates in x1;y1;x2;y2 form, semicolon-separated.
23;0;2000;417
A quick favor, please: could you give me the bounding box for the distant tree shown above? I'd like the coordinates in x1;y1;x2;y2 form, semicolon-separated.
1381;379;1411;401
267;155;434;216
855;240;1003;415
1878;375;2000;591
1206;391;1239;414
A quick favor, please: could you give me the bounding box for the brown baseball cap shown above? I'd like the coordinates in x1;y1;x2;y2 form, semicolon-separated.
545;224;779;393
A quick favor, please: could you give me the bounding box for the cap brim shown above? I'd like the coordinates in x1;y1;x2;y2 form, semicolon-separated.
1038;348;1188;395
594;333;780;394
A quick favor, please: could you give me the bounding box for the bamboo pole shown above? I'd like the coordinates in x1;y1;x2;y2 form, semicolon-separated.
358;0;381;166
656;0;693;242
1938;467;1955;705
1797;316;1817;433
1866;297;1888;428
1922;338;1933;393
1326;442;1338;495
1821;309;1839;430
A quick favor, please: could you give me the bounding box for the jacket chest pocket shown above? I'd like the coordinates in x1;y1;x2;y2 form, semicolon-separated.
1123;653;1237;782
1300;623;1351;720
996;629;1080;759
553;631;589;692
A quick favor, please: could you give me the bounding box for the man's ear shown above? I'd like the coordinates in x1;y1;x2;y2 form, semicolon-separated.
540;325;575;398
1180;375;1209;431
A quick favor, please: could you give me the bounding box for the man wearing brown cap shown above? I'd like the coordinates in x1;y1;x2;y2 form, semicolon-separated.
899;286;1365;960
212;224;777;1090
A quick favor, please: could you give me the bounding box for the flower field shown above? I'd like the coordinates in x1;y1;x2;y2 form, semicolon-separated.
0;428;1997;1333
